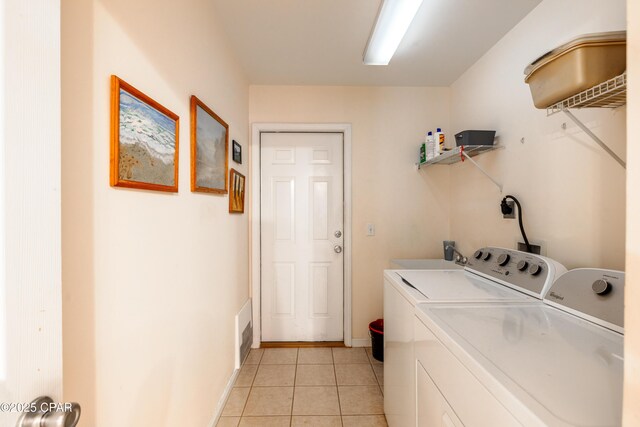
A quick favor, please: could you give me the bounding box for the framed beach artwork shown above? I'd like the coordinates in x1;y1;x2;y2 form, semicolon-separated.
190;96;229;194
229;169;245;214
110;76;179;192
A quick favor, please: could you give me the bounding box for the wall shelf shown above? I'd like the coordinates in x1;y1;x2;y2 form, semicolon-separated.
417;145;500;168
417;145;504;192
546;72;626;115
546;72;626;169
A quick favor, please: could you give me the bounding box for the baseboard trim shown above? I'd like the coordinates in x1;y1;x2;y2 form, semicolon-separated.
208;367;239;427
350;338;371;347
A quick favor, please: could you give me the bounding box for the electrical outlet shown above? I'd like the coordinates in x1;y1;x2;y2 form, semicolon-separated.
517;242;542;254
516;239;546;256
367;224;375;236
503;200;515;219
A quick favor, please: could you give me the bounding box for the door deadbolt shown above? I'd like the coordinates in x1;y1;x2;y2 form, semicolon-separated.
334;230;342;238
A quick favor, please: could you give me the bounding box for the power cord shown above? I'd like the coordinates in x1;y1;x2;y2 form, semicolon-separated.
501;195;533;253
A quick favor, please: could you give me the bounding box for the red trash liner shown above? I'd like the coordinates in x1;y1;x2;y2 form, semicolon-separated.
369;318;384;334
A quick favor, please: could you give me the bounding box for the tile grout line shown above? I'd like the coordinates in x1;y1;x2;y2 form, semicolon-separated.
240;354;260;421
240;349;271;421
332;348;345;427
243;349;297;424
369;351;381;395
374;350;384;417
375;356;385;417
368;348;385;396
220;353;256;423
238;357;255;419
290;348;298;426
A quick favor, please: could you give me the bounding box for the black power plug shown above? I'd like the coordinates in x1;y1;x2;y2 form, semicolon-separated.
500;195;532;253
500;198;514;217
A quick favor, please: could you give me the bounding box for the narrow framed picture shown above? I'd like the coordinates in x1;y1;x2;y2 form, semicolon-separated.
229;168;245;214
110;75;179;192
190;95;229;194
232;140;242;164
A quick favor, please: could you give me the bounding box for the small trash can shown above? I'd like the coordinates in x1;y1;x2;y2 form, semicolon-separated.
368;318;384;362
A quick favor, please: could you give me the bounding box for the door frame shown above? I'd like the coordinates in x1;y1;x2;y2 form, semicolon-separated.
251;123;352;347
1;0;63;420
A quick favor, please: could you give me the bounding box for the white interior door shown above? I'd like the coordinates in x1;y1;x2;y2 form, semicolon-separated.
0;1;64;425
261;132;344;342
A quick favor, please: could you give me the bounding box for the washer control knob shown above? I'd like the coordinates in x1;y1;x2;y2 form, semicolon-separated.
592;279;612;296
474;250;483;259
517;260;529;271
482;252;492;261
528;264;542;276
497;254;510;266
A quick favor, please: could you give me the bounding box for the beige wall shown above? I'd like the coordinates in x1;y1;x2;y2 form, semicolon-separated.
250;86;451;340
61;0;249;425
449;0;627;270
624;0;640;423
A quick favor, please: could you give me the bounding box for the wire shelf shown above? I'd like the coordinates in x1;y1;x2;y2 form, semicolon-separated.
418;145;501;167
546;72;627;116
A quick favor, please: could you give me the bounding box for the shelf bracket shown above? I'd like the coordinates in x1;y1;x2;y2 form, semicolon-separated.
562;109;626;169
461;150;503;193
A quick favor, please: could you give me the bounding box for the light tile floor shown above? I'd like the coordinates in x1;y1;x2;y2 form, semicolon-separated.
218;347;386;427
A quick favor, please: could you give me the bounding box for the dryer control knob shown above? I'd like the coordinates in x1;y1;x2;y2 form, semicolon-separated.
497;254;510;266
528;264;542;276
474;250;483;259
592;279;612;296
517;260;529;271
482;252;492;261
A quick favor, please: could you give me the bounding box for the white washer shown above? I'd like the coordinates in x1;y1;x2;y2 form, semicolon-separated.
414;268;624;426
384;247;567;427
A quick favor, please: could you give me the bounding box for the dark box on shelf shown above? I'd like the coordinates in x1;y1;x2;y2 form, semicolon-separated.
454;130;496;146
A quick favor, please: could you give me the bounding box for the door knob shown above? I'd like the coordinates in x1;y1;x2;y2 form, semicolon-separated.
16;396;81;427
334;245;343;254
334;230;342;238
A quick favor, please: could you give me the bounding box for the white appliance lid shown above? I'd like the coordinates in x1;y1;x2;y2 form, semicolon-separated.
396;270;531;302
417;303;623;426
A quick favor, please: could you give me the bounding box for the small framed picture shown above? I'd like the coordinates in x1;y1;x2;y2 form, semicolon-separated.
229;168;245;214
232;140;242;164
110;76;179;192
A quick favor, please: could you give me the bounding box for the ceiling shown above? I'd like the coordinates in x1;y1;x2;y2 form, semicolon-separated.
212;0;542;86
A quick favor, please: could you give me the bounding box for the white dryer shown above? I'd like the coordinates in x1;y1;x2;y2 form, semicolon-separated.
384;247;567;427
414;268;624;426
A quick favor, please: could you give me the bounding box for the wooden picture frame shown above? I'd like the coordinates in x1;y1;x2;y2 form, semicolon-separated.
229;168;245;213
190;95;229;194
232;140;242;164
110;75;179;192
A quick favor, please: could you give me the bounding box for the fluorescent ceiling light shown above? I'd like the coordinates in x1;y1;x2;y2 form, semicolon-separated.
363;0;424;65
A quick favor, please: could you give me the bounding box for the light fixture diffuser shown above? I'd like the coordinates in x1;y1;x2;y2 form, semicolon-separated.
363;0;424;65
